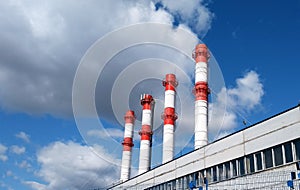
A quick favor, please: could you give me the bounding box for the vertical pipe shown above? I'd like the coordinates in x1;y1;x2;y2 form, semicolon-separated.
120;110;135;181
138;94;154;174
162;74;178;163
193;44;210;149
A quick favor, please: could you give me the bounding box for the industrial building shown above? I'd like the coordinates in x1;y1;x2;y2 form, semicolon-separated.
109;44;300;189
111;105;300;189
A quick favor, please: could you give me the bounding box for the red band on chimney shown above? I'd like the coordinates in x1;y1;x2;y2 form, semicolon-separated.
141;135;151;141
164;84;175;91
124;110;135;124
193;82;209;101
122;137;134;151
141;94;154;110
162;74;178;91
139;125;152;141
142;104;151;110
193;44;210;63
162;107;177;125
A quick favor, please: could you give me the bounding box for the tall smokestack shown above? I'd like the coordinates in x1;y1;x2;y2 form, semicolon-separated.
138;94;154;174
120;110;135;182
162;74;178;163
193;44;210;149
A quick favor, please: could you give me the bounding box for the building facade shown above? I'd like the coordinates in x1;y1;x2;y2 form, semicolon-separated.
109;105;300;190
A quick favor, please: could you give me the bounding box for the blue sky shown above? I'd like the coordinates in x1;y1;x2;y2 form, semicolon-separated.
0;1;300;190
205;0;300;117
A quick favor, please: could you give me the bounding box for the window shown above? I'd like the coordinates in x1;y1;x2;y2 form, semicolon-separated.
206;168;211;183
264;149;273;168
183;176;187;189
238;158;245;175
196;170;204;187
218;164;223;181
166;183;171;190
200;170;205;186
284;142;293;163
246;154;255;173
232;160;237;177
295;139;300;160
274;145;283;166
224;162;230;179
172;180;176;190
176;178;182;189
213;167;217;182
166;181;174;190
187;174;193;187
195;172;200;187
255;152;263;171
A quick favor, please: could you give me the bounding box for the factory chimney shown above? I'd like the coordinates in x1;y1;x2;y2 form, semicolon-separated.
138;94;155;174
162;74;178;163
193;44;210;149
120;110;135;181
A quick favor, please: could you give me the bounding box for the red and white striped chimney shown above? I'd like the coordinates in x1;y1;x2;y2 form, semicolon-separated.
193;44;210;149
138;94;154;174
120;110;135;181
162;74;178;163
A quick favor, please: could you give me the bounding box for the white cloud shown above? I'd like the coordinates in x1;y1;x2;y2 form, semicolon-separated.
87;128;124;139
0;1;214;186
0;0;213;117
24;181;46;190
25;141;120;190
17;160;32;170
227;71;264;110
0;144;8;162
208;70;264;140
10;145;26;155
155;0;213;37
6;170;13;177
4;170;18;181
15;131;30;143
0;155;8;163
126;2;173;24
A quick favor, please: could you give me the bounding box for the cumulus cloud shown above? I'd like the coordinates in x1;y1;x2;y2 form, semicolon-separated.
0;0;213;117
0;1;215;187
0;144;8;161
208;70;264;140
10;145;26;155
25;141;120;190
227;71;264;110
154;0;213;37
15;131;30;143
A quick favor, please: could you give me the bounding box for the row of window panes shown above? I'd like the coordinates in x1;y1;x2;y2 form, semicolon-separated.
206;139;300;183
147;138;300;190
